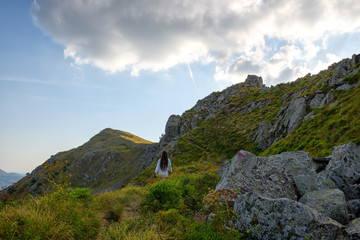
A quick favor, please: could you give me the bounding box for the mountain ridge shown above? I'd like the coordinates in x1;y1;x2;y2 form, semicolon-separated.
3;53;360;199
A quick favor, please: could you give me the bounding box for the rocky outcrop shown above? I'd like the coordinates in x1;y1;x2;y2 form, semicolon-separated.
243;74;265;88
159;114;181;149
216;142;360;239
256;96;307;150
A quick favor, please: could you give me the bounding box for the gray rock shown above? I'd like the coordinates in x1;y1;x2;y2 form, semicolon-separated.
257;97;307;150
336;84;353;91
345;218;360;239
303;112;315;123
316;171;337;190
283;97;307;135
299;189;349;225
331;59;352;86
294;174;319;196
253;121;272;143
325;142;360;200
159;114;181;148
216;150;315;200
319;90;335;108
351;54;360;66
243;75;265;88
348;199;360;217
310;93;325;109
233;192;345;240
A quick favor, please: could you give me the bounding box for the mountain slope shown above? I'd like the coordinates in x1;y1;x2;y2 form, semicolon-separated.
135;54;360;184
3;54;360;199
6;128;157;197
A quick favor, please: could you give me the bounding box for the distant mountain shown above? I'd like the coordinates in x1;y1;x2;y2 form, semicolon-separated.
0;169;25;190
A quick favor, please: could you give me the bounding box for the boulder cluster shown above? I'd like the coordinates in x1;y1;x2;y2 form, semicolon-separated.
216;142;360;239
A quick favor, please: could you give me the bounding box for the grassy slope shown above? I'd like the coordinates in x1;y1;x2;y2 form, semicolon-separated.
1;60;359;239
60;128;155;189
6;128;155;198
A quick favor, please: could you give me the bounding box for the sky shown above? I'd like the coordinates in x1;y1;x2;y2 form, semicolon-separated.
0;0;359;173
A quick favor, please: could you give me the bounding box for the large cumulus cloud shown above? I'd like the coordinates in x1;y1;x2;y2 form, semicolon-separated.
31;0;360;84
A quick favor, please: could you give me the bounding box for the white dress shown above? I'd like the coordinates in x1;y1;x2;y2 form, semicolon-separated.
155;159;172;177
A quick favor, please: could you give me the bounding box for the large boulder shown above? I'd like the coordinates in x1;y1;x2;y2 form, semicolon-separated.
216;150;315;200
233;192;345;240
325;142;360;200
299;189;349;225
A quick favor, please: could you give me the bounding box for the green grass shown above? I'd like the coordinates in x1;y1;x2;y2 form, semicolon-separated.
1;59;359;239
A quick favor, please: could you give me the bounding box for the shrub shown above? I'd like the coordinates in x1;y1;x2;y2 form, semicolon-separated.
143;180;181;211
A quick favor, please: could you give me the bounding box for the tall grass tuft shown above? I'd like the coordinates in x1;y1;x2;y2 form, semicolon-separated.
0;187;101;240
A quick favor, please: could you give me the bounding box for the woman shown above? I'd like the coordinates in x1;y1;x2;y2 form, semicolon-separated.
154;151;172;178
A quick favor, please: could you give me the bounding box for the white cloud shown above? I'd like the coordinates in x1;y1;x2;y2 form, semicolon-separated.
31;0;360;84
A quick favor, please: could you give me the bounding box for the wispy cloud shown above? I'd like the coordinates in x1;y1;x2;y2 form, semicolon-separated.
186;62;197;88
31;0;360;85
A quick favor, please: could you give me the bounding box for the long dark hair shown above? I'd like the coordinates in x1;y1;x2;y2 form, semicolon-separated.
160;151;168;171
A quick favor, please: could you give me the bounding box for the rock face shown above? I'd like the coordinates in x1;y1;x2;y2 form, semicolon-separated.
217;142;360;239
325;142;360;200
299;189;349;225
243;74;265;88
234;192;344;240
159;114;181;149
216;150;315;200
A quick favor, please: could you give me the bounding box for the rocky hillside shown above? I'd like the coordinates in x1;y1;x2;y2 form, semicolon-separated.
3;53;360;199
5;128;157;197
158;54;360;163
0;170;25;190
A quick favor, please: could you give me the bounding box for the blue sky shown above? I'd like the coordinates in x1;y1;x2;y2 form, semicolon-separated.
1;0;359;173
